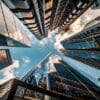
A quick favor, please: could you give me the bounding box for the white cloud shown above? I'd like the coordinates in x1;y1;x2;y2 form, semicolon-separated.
0;60;20;85
39;28;59;47
40;38;48;47
22;56;31;64
54;7;100;52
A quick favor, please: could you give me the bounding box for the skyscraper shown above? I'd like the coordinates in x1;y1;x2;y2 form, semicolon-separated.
19;54;100;99
45;55;100;100
60;17;100;69
0;49;12;69
2;0;94;39
0;1;31;47
0;54;100;100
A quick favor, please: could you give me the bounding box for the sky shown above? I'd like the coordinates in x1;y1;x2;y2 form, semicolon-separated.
0;28;59;84
0;6;100;86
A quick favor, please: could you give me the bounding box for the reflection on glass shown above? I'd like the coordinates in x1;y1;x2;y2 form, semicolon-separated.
0;2;31;47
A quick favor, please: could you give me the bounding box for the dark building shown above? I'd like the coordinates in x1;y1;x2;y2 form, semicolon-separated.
46;57;100;100
2;0;95;39
21;65;38;85
14;54;51;100
0;54;100;100
0;49;12;69
0;1;31;47
38;75;47;89
61;17;100;69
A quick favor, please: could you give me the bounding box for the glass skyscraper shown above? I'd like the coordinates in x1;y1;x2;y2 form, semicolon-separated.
0;2;31;47
5;54;99;100
61;17;100;69
0;54;100;100
2;0;94;39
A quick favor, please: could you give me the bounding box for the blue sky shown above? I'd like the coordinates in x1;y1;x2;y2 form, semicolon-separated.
0;28;60;84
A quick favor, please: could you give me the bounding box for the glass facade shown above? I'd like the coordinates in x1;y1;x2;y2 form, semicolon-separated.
61;22;100;69
0;55;100;100
47;61;100;100
0;49;12;69
15;55;100;100
0;2;31;47
2;0;94;40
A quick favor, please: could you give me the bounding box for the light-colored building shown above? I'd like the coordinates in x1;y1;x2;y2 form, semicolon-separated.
0;2;31;47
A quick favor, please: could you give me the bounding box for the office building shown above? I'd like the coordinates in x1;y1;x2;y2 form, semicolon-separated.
0;54;100;100
61;17;100;69
19;54;100;99
2;0;94;39
46;55;100;100
0;49;12;69
0;2;31;47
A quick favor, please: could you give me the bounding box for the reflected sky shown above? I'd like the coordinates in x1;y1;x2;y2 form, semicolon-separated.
62;56;100;87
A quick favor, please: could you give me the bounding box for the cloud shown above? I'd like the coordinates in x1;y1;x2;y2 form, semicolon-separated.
0;60;20;85
22;56;31;64
55;7;100;42
54;41;64;52
39;28;59;48
54;7;100;52
40;38;48;47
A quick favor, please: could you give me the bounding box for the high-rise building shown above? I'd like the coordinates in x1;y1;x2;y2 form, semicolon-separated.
45;55;100;100
0;1;31;47
2;0;94;39
60;17;100;69
0;49;12;69
20;54;100;99
0;54;100;100
13;54;51;100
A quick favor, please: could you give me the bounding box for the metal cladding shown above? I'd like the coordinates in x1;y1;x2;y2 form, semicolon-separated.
2;0;94;40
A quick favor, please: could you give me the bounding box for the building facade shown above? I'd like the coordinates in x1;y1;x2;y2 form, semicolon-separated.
19;54;100;100
61;17;100;69
0;49;12;69
0;54;100;100
0;1;31;47
2;0;95;39
46;56;100;100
